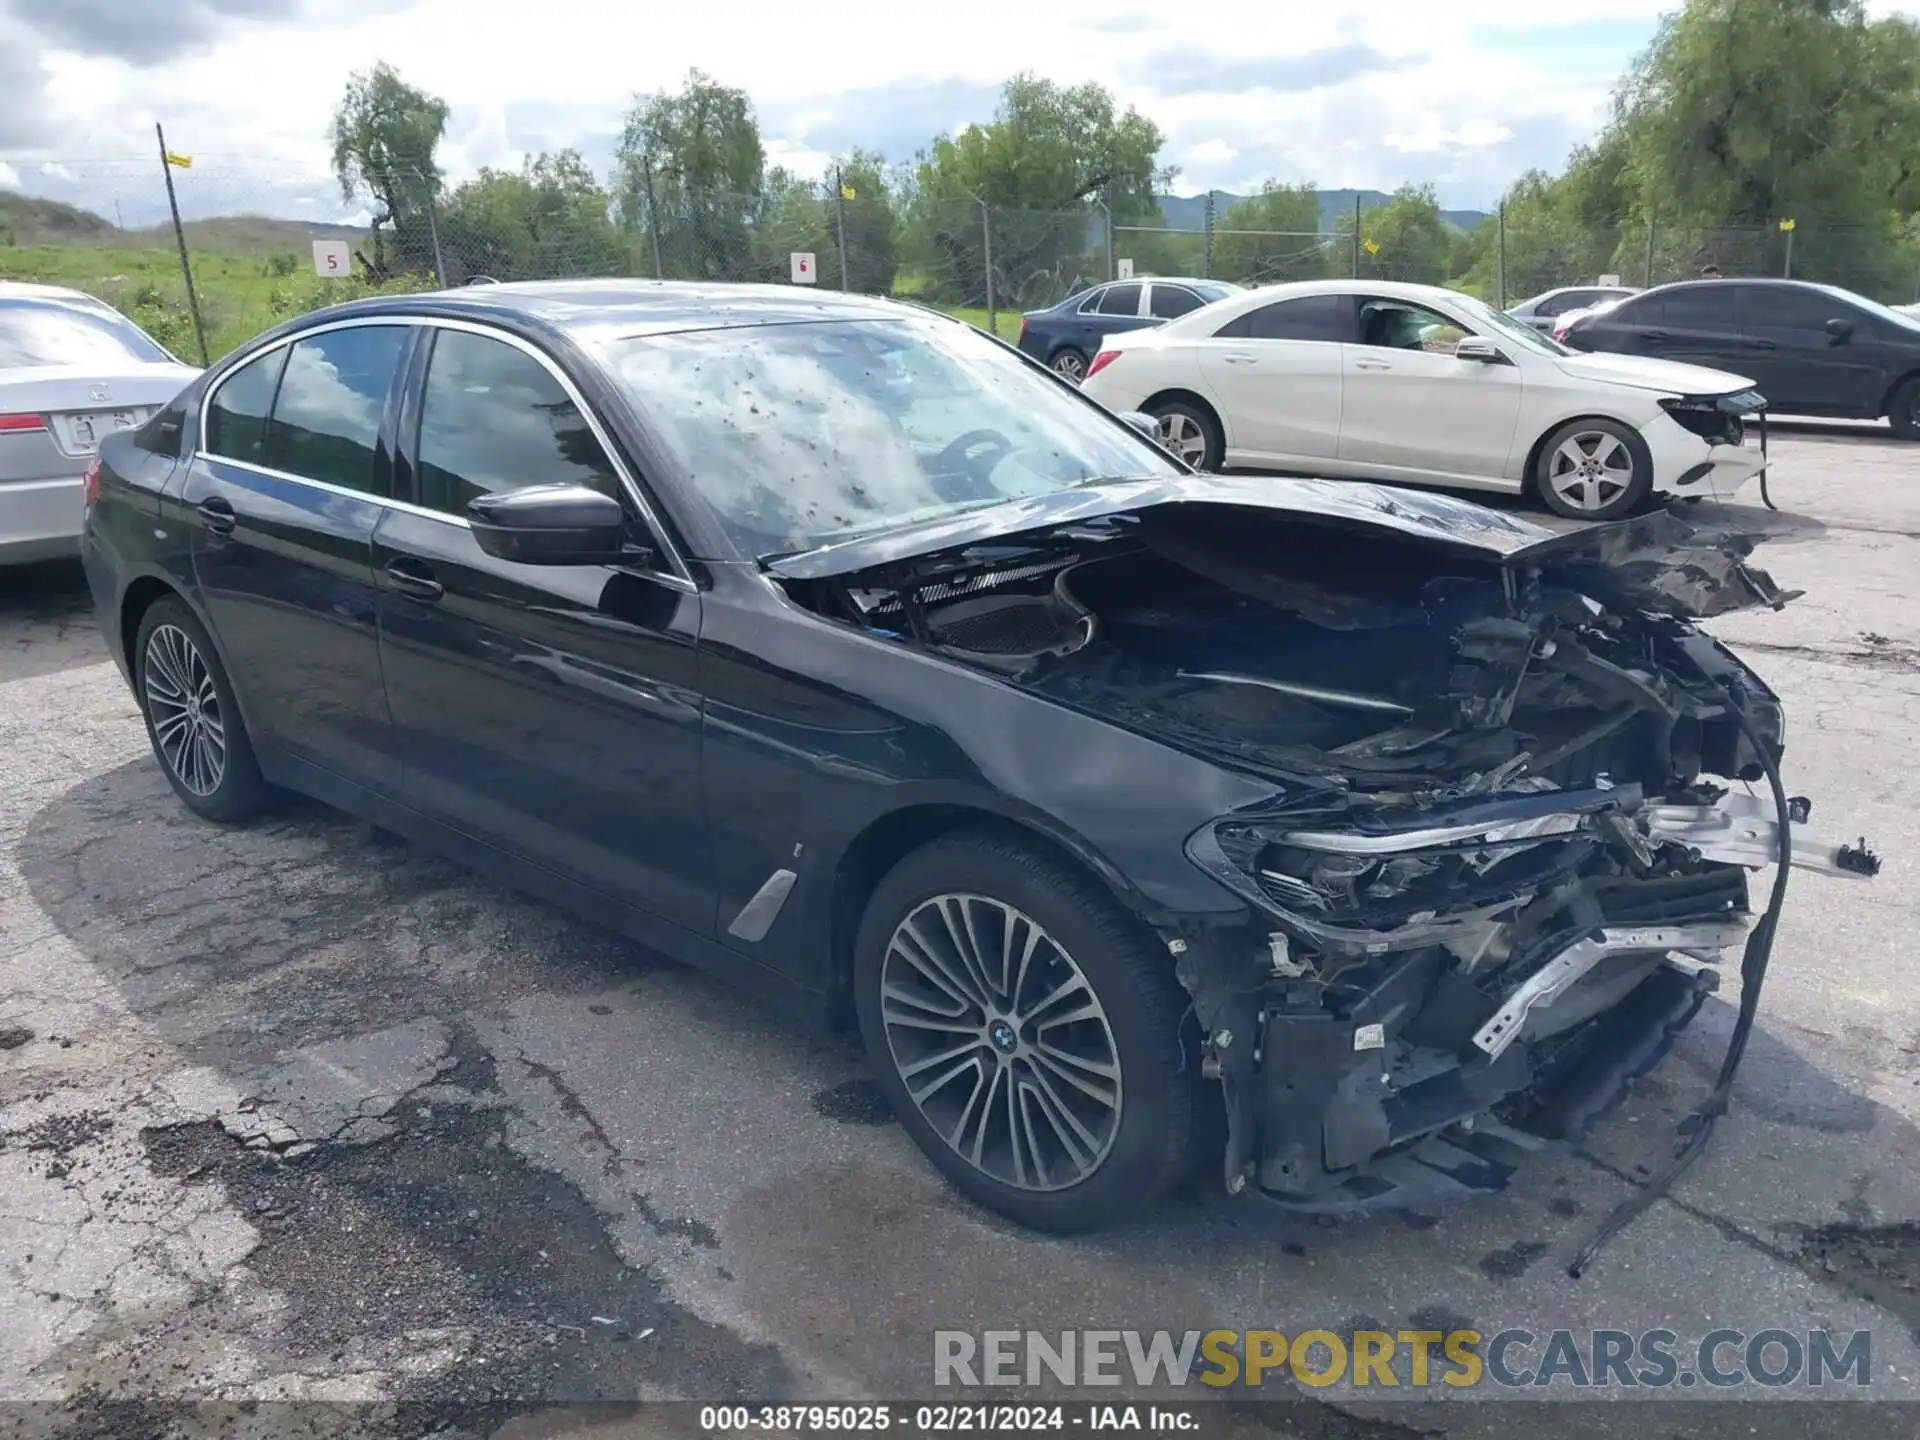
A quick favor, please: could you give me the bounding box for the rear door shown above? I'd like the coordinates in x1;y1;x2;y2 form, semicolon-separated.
1145;283;1207;323
1336;295;1523;482
182;323;408;790
1195;293;1352;462
1620;285;1744;371
1077;282;1149;352
372;322;712;932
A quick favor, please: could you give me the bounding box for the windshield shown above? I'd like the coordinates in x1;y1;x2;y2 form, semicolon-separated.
1817;284;1920;333
0;299;173;369
1452;294;1571;356
602;314;1183;558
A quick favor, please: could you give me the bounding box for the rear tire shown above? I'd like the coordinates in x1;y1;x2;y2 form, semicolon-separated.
853;829;1201;1233
1532;417;1654;520
1048;347;1089;383
1145;398;1223;471
1888;377;1920;440
134;598;276;823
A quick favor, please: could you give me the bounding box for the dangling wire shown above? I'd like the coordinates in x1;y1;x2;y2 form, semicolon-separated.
1568;692;1792;1278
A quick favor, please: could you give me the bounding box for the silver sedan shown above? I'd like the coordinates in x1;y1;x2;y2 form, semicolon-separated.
1;282;200;566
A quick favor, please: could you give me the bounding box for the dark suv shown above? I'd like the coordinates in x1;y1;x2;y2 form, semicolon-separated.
1559;279;1920;437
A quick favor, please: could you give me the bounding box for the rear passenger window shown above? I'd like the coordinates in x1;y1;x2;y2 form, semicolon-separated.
414;328;621;517
1215;294;1352;342
1149;286;1203;319
265;326;407;495
1658;287;1739;331
204;349;287;465
1095;283;1142;316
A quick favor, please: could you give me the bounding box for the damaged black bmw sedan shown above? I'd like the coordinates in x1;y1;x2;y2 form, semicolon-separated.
82;282;1878;1233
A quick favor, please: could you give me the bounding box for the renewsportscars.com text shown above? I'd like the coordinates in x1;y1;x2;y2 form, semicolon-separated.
933;1328;1872;1390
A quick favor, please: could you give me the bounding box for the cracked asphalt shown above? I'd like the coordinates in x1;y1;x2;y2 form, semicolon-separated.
2;431;1918;1438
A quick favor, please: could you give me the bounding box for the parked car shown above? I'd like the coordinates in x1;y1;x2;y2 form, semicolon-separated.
1;282;199;565
1079;279;1765;520
82;281;1876;1232
1506;284;1638;333
1558;278;1920;437
1548;295;1629;342
1016;277;1243;380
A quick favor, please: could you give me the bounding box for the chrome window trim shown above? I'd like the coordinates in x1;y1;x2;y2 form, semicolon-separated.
196;311;696;589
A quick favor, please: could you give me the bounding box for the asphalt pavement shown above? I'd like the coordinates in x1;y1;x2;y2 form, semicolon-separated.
2;435;1917;1438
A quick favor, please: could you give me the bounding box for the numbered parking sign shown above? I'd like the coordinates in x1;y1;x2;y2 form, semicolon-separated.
790;251;817;285
312;240;353;278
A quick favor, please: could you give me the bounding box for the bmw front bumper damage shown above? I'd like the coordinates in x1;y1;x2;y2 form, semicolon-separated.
1176;784;1878;1212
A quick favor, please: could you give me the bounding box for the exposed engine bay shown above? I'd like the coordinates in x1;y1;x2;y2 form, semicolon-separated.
776;497;1882;1212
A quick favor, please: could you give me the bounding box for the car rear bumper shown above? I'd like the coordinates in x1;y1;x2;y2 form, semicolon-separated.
0;475;84;566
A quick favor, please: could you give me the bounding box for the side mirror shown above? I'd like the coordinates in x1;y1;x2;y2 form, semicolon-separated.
1119;410;1162;442
467;483;637;566
1825;317;1854;341
1454;336;1508;364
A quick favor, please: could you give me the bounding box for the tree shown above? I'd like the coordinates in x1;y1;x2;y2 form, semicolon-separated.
612;69;766;280
908;74;1170;305
1455;169;1618;302
440;150;631;282
828;150;897;294
1212;183;1327;285
1332;184;1452;285
1610;0;1920;291
328;63;449;278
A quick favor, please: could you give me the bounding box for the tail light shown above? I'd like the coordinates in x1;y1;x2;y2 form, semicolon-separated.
0;413;47;433
82;457;103;508
1084;350;1120;382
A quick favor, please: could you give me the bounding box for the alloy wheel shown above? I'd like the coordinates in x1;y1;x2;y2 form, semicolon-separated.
1547;429;1637;513
1051;352;1086;382
879;893;1123;1192
143;623;227;797
1157;412;1209;465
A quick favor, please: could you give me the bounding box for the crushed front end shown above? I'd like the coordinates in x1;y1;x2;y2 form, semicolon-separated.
1162;515;1881;1212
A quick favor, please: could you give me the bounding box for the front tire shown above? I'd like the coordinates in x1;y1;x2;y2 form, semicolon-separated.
134;597;276;822
1145;398;1223;471
853;830;1200;1233
1533;417;1654;520
1888;377;1920;440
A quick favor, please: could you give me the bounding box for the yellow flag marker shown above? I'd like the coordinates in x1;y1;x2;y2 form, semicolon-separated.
1363;238;1380;255
840;183;856;200
164;152;193;169
1779;217;1796;232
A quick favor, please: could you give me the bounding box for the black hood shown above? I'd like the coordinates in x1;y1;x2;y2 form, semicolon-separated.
763;475;1792;621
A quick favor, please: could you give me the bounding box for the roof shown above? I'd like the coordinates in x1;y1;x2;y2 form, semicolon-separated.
383;278;921;342
0;280;103;304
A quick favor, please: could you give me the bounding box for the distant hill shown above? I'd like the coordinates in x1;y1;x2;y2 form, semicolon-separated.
127;215;370;250
1157;190;1492;234
0;192;117;245
1;194;369;251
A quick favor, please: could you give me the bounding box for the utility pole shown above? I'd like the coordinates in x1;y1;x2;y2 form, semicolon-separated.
834;165;851;291
154;123;209;366
980;198;995;338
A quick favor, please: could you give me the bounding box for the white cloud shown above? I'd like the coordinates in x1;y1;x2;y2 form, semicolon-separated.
4;0;1919;224
0;160;18;189
39;159;74;179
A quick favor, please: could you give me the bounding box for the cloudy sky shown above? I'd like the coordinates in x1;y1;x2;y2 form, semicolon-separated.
1;0;1915;228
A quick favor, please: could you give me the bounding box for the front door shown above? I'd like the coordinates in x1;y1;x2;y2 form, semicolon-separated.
1336;296;1523;483
373;324;712;933
181;323;409;790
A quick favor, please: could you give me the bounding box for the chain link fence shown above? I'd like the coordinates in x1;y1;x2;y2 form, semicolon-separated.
6;154;1918;367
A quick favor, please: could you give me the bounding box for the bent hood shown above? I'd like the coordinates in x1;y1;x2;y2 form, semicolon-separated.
1552;350;1756;397
763;474;1791;620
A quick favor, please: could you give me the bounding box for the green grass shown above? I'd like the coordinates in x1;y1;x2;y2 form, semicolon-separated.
2;234;1027;359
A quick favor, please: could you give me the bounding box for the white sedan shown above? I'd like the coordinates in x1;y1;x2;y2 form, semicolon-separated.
1;282;200;566
1078;279;1766;520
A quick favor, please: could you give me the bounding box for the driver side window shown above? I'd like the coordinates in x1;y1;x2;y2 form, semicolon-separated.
1356;299;1469;353
415;329;621;517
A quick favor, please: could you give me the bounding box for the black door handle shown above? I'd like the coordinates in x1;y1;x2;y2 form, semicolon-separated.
384;557;444;602
1750;337;1777;350
1643;329;1670;344
196;495;236;535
